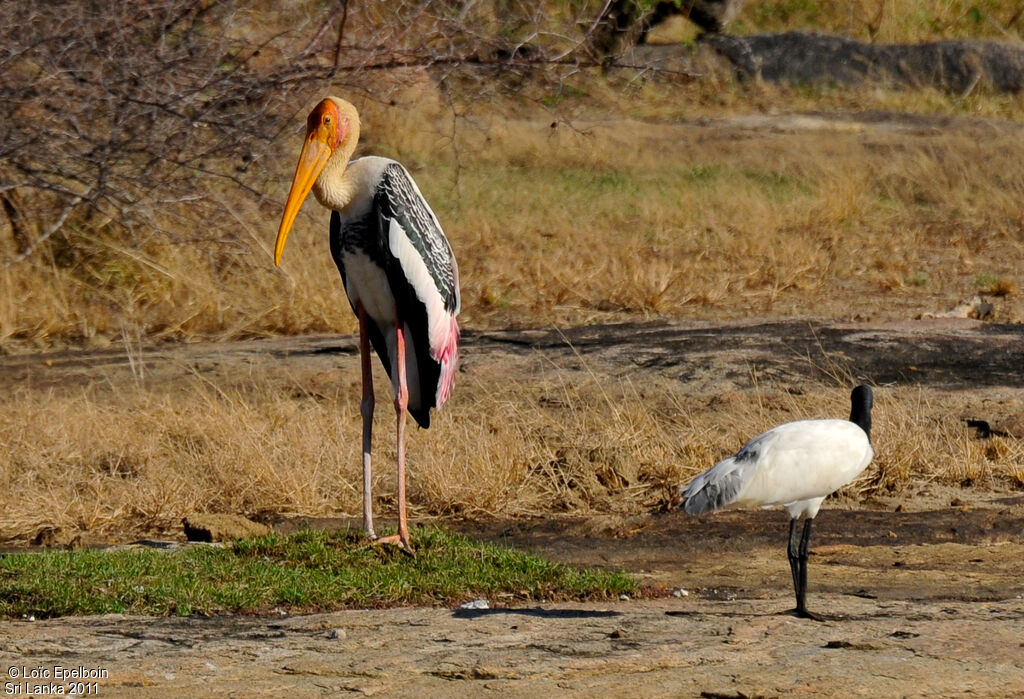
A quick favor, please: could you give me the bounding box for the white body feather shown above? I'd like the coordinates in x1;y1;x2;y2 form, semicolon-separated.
683;419;874;519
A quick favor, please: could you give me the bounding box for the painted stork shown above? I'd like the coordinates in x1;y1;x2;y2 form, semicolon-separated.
680;385;874;619
274;97;460;553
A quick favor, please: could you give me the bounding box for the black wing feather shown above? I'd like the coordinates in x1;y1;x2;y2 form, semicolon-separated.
374;164;459;313
327;166;458;430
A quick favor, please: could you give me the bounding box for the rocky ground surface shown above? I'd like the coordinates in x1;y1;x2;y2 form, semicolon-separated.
2;594;1023;697
635;31;1024;94
2;317;1023;696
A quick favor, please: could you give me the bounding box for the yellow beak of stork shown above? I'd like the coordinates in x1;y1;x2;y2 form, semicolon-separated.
274;99;344;266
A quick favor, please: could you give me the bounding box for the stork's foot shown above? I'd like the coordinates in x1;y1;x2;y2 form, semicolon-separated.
372;533;416;557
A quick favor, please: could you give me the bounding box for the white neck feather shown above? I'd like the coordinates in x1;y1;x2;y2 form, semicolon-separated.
313;156;394;216
312;152;357;211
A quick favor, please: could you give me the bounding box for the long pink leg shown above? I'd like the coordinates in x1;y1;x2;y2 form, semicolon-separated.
394;323;410;549
358;308;376;540
375;322;412;553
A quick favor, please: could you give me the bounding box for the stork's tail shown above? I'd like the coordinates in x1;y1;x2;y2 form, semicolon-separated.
434;314;459;408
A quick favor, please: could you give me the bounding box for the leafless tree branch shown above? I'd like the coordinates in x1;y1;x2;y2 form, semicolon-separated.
0;0;693;267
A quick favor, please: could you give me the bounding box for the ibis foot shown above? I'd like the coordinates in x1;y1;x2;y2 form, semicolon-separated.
787;607;843;622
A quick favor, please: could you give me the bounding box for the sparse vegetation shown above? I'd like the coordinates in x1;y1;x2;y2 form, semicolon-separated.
973;272;1017;296
1;2;1023;351
0;527;637;618
5;116;1024;349
1;346;1022;546
0;2;1022;548
735;0;1024;42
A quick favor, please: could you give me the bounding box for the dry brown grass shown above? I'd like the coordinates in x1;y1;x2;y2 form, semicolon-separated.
451;112;1024;327
2;4;1023;543
2;1;1024;351
3;78;1023;350
2;347;1021;545
733;0;1023;43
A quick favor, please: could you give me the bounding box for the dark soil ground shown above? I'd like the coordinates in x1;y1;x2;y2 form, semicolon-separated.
5;316;1022;392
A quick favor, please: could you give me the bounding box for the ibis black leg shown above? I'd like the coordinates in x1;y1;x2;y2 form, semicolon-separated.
795;518;814;618
786;517;823;620
786;518;801;606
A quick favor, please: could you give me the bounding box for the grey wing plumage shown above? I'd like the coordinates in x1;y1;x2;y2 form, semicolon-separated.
681;436;762;515
374;163;459;313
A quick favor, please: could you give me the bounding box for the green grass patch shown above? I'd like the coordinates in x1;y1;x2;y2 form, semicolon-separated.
439;162;811;233
906;271;929;287
740;168;812;202
0;527;636;619
681;164;722;185
973;272;1001;289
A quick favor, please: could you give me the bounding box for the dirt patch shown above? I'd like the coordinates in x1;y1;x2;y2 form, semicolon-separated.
2;591;1022;696
473;317;1024;390
459;497;1024;600
5;317;1021;392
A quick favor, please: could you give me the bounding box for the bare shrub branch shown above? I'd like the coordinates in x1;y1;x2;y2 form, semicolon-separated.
0;0;694;272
